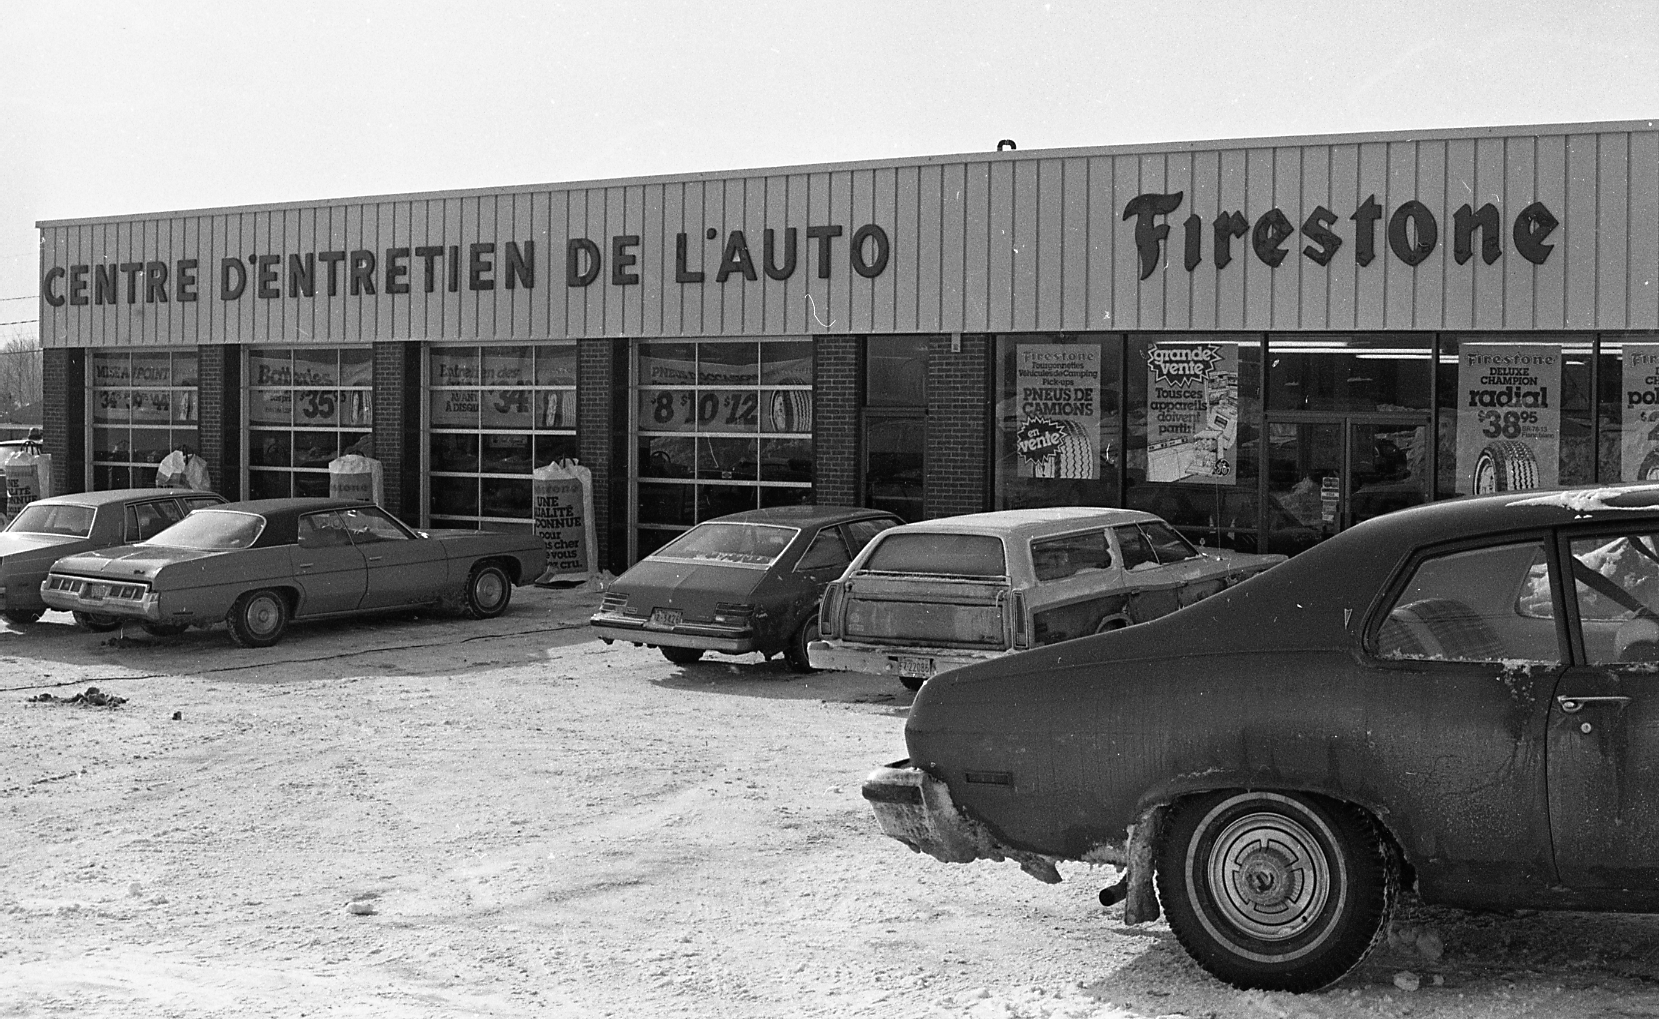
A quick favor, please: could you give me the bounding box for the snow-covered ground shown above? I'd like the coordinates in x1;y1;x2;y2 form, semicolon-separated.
5;586;1659;1018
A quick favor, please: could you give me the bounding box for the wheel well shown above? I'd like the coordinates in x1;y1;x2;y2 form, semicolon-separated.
475;557;521;585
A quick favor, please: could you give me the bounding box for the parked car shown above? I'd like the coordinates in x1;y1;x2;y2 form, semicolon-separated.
590;505;901;670
39;498;546;645
810;507;1284;689
0;488;226;627
861;484;1659;992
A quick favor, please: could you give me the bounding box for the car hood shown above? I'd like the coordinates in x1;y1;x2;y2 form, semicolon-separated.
50;544;231;580
0;532;87;561
611;558;768;613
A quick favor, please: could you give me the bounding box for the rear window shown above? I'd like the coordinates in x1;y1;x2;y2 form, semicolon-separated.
145;510;266;550
651;522;799;566
861;533;1007;577
7;503;94;537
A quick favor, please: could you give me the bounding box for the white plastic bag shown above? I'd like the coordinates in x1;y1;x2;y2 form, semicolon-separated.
4;448;52;516
532;458;596;583
328;454;384;504
156;450;212;490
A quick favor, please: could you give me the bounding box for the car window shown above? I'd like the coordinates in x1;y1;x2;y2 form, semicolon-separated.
860;533;1006;577
7;503;95;537
843;517;898;553
340;507;412;544
298;512;354;549
147;509;265;549
126;500;183;542
1141;520;1200;563
182;496;223;511
1113;525;1158;570
796;528;852;571
651;522;800;566
1566;531;1659;665
1374;540;1559;664
1031;530;1113;582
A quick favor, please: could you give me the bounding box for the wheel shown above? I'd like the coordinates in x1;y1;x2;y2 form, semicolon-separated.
2;609;43;625
463;563;512;619
784;614;820;673
1157;790;1396;993
73;610;123;632
226;589;289;648
1471;440;1538;494
139;622;188;638
660;646;704;665
1640;448;1659;482
900;674;925;692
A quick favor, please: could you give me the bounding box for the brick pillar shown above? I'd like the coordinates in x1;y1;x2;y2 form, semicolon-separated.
924;333;991;518
812;337;860;507
578;338;627;573
372;341;421;526
42;347;86;494
196;344;241;499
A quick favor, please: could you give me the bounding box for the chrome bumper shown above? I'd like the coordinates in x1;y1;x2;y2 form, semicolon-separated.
40;580;161;621
806;640;1008;679
862;760;1064;885
589;616;759;654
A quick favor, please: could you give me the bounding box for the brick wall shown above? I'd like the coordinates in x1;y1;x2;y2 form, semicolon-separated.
195;345;240;499
41;348;85;494
371;342;421;525
812;337;860;507
578;338;626;573
924;334;991;518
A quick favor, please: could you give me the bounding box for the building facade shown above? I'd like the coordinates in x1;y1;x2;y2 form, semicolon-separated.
37;121;1659;569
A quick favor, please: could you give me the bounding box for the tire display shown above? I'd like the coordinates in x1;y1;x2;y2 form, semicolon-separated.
1471;440;1539;494
1157;791;1396;992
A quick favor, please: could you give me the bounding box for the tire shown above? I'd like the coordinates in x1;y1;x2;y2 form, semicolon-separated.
226;589;289;648
660;646;704;665
900;674;925;692
784;614;819;673
1157;791;1396;993
73;610;123;632
1471;440;1538;494
139;621;188;638
1640;448;1659;483
2;609;43;625
463;563;512;619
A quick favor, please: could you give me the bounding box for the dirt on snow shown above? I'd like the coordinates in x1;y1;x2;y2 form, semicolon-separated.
7;586;1659;1018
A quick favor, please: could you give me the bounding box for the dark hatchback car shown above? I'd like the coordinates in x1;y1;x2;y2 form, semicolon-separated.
591;506;900;670
863;485;1659;992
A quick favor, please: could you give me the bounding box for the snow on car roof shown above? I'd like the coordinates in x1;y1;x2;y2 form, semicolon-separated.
885;506;1159;538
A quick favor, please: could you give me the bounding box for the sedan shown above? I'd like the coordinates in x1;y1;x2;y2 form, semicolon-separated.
0;488;225;627
40;498;547;645
590;505;901;670
862;485;1659;992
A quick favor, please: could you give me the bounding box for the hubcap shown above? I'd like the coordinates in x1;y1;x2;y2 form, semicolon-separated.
1207;811;1331;941
246;596;281;637
475;572;504;608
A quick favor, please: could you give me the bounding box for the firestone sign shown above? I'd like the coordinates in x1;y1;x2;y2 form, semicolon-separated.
39;222;894;307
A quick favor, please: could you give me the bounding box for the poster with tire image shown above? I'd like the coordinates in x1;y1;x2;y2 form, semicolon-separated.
1014;344;1102;479
1621;344;1659;482
1455;343;1560;494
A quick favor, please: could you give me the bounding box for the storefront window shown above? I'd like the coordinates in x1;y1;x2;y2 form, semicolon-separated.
993;334;1123;511
1124;334;1262;551
633;339;814;557
1436;335;1590;497
864;337;929;522
428;342;578;531
246;346;373;499
1266;333;1433;413
1599;334;1659;483
91;349;199;489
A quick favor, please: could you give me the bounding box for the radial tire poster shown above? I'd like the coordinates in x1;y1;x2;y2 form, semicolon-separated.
1455;343;1560;494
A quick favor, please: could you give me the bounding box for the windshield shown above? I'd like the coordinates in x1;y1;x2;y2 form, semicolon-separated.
861;533;1007;576
143;509;265;550
6;503;95;538
651;522;799;566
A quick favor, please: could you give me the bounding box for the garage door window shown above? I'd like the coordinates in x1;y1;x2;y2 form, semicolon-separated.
246;346;373;499
91;350;199;489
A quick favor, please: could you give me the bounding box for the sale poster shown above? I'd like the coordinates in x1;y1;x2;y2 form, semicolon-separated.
1143;341;1238;484
1013;344;1101;479
1622;343;1659;482
1455;343;1561;494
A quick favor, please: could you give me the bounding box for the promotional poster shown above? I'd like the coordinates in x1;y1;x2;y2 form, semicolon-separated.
1623;344;1659;482
1013;344;1102;479
1455;343;1561;494
1144;341;1238;484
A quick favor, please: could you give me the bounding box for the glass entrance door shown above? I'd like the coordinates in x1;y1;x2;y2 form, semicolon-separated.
1265;417;1430;549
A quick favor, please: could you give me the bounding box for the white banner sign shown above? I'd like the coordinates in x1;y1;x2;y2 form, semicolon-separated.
1622;343;1659;482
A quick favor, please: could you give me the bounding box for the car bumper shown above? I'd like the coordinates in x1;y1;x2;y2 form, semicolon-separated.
589;615;760;654
40;581;162;621
806;640;1010;679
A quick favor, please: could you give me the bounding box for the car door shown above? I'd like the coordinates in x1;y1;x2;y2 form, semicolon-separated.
783;526;855;637
292;510;369;614
345;506;451;609
1547;524;1659;891
1111;524;1184;622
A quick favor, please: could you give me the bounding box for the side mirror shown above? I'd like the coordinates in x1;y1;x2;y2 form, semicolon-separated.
417;530;430;539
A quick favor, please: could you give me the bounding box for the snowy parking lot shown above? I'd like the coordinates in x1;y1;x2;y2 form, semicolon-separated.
7;584;1659;1018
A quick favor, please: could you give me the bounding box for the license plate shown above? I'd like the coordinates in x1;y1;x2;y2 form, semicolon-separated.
86;584;109;600
896;656;933;680
647;608;683;629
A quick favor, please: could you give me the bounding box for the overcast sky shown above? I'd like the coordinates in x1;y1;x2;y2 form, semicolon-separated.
3;0;1656;330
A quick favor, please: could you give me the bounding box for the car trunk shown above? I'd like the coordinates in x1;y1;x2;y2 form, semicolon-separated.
827;573;1014;650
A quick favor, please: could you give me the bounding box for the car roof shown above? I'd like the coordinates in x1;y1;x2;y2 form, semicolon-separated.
21;488;221;508
696;505;901;529
880;506;1160;539
199;498;383;547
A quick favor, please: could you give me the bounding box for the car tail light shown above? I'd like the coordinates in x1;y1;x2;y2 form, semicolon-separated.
713;602;755;626
599;592;628;614
819;582;842;638
1011;590;1028;650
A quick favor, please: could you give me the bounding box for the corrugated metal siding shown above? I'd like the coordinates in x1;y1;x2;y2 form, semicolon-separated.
37;122;1659;348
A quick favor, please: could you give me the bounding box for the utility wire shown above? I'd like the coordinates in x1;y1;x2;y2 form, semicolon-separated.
0;319;39;327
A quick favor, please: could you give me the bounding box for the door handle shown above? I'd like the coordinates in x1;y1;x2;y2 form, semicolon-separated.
367;556;384;562
298;563;314;569
1557;695;1633;713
